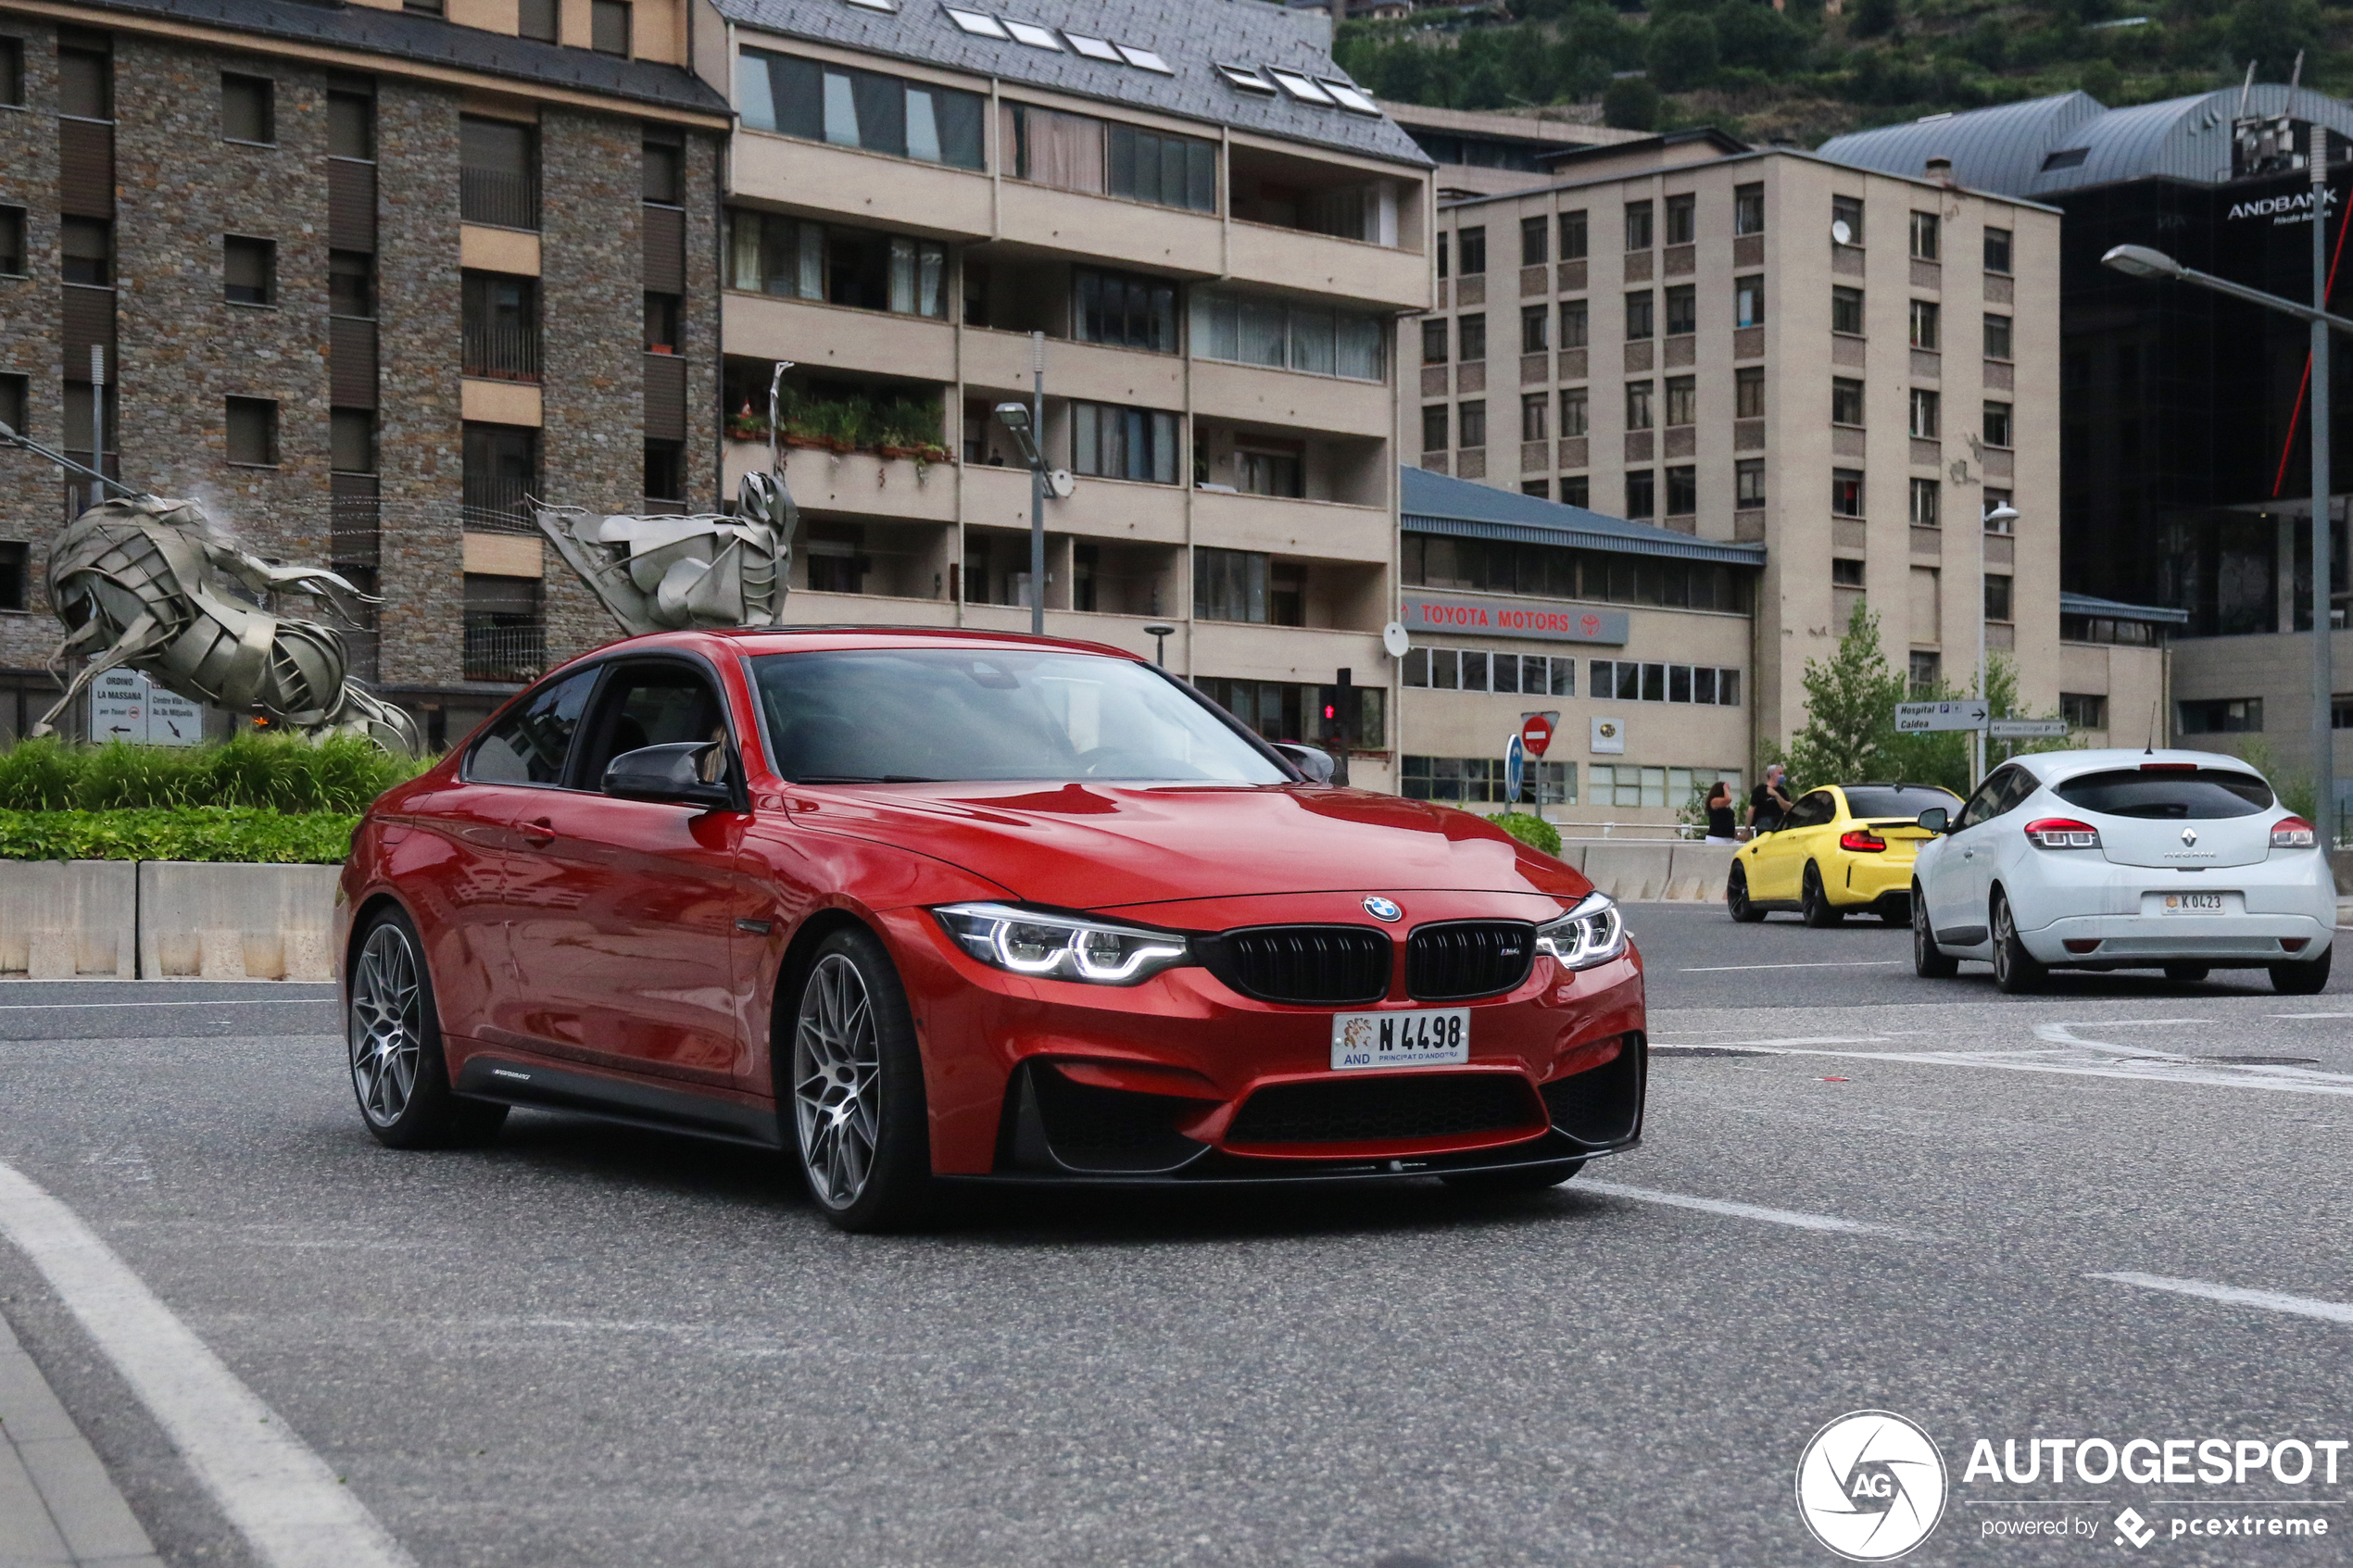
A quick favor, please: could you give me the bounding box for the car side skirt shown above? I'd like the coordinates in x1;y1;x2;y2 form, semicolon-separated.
454;1055;785;1149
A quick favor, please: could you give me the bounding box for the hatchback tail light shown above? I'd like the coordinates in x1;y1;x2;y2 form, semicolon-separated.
1839;829;1886;852
2024;817;2101;850
2271;816;2317;849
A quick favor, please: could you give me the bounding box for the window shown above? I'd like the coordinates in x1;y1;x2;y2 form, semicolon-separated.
1458;399;1486;448
329;89;374;160
1909;299;1939;351
519;0;558;42
2178;697;2262;734
1521;304;1549;355
1522;480;1550;500
466;668;594;784
1734;182;1764;235
1625;470;1655;518
1735;458;1765;508
1194;547;1269;622
1421;405;1448;453
1624;200;1652;251
642;137;682;205
1734;274;1764;328
1664;283;1695;336
1625;291;1653;341
725;211;947;319
1236;444;1304;498
404;0;445;15
1078;269;1177;353
1982;313;2014;360
643;291;678;354
1831;469;1863;517
1562;476;1590;507
1666;464;1697;516
743;51;987;171
62;217;111;285
464;422;539;528
332;408;376;474
225;397;278;466
1831;377;1864;426
1984;573;2012;621
1560;386;1588;438
1520;214;1548;267
0;373;24;440
1664;375;1694;428
1559;209;1587;260
1625;381;1654;431
59;41;109;120
1437;232;1448;279
462;573;543;684
221;235;274;306
1456;226;1486;275
2338;695;2353;730
1909;210;1940;260
1071;401;1179;483
1831;194;1863;245
0;539;24;612
1401;756;1574;808
1909;477;1939;526
1665;193;1694;246
331;250;375;318
1735;366;1765;420
1983;489;2014;533
1521;393;1548;443
1457;313;1486;362
1909;388;1940;439
0;37;20;107
1579;663;1743;708
2061;693;2108;730
1422;319;1447;365
1403;649;1579;698
459;117;538;229
1983;226;2012;273
221;73;273;144
591;0;631;56
1908;651;1939;695
1831;286;1863;335
0;206;22;276
1559;298;1588;349
1832;558;1865;587
1983;401;2013;448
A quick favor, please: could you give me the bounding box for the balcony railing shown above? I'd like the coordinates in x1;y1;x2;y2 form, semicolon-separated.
462;621;545;684
462;322;542;382
460;476;536;534
459;168;540;231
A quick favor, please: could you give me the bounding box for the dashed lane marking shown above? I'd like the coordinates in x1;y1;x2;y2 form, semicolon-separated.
2091;1273;2353;1327
1578;1180;1928;1240
1675;960;1910;972
0;999;328;1011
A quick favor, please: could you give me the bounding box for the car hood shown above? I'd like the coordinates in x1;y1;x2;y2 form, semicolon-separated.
783;782;1593;912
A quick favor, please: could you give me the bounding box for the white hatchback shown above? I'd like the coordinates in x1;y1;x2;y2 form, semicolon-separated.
1909;748;2336;995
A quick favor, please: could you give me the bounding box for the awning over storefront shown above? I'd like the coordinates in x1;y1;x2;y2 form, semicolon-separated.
1401;466;1768;568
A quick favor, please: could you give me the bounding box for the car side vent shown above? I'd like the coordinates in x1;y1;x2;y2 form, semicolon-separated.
1202;925;1390;1006
1407;921;1536;1001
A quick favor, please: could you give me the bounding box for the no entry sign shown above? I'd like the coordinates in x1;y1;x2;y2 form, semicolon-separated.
1520;711;1557;759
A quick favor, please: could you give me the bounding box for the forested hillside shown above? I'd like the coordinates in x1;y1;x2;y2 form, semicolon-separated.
1336;0;2353;148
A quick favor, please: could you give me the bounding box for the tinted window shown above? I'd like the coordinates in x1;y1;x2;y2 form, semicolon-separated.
1786;791;1836;829
2054;768;2272;820
468;670;597;784
1841;785;1961;820
580;665;727;790
1955;768;2018;831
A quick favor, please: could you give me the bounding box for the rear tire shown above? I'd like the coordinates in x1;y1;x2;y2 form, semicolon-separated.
1727;864;1765;923
1801;864;1843;928
1877;898;1910;928
787;926;934;1233
2163;964;2210;983
347;909;508;1150
1441;1160;1585;1194
2271;946;2333;996
1912;884;1959;978
1991;890;2046;995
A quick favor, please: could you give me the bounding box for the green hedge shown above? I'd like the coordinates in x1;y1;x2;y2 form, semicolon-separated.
1490;812;1564;858
0;807;359;864
0;734;427;814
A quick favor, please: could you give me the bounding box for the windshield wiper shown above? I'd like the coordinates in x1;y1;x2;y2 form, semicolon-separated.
791;774;942;784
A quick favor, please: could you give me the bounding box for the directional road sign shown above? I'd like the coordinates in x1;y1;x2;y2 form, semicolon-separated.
1504;734;1526;804
1895;700;1990;734
1989;718;2070;739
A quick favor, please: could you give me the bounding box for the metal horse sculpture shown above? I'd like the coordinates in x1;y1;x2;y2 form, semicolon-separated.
0;422;422;756
534;470;798;635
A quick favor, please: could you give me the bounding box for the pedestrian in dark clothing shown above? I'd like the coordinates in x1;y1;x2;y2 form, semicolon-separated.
1749;764;1793;833
1704;782;1738;844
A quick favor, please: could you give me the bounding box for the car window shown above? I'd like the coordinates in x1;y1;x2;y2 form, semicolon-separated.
1954;767;2016;832
1787;791;1836;829
2054;767;2273;820
577;664;731;791
467;669;598;785
1996;768;2042;817
1841;784;1962;820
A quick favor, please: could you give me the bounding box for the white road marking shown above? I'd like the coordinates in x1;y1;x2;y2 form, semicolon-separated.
0;998;326;1011
1677;960;1908;972
2091;1272;2353;1326
0;1160;415;1568
1579;1179;1924;1239
2274;1012;2353;1020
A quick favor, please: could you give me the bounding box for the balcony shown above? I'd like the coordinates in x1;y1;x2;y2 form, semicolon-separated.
1191;489;1390;565
462;322;541;383
723;443;958;524
461;475;535;535
1190;358;1391;436
1225;223;1430;313
994;181;1224;276
462;621;544;684
730;132;992;242
963;462;1188;545
724;292;956;383
460;169;539;232
961;329;1185;410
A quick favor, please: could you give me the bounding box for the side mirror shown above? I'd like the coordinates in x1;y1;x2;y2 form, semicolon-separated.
1917;807;1949;834
604;742;736;809
1271;741;1336;784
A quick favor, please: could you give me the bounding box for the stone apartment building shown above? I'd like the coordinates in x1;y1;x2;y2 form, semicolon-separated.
705;0;1432;787
0;0;728;746
1417;131;2069;778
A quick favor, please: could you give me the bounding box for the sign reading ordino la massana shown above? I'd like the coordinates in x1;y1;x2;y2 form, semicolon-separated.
1398;591;1630;646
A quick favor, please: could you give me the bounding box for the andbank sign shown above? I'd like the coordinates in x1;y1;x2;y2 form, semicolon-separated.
2227;186;2342;225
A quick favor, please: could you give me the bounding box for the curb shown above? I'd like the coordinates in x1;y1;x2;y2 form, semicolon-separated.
0;1310;161;1567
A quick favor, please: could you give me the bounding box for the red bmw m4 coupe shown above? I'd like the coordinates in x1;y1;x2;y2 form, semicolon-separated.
338;628;1646;1230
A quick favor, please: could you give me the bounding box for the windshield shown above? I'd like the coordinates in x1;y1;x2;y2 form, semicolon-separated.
2053;768;2273;820
751;648;1290;785
1842;785;1962;820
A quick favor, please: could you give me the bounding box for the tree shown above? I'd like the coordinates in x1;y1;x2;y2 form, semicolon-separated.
1713;2;1809;75
1777;601;1909;790
1603;76;1661;129
2226;0;2324;75
1644;14;1721;92
1848;0;1900;40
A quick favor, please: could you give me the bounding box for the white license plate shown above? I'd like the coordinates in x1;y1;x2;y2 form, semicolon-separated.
1330;1009;1470;1070
2152;892;2227;914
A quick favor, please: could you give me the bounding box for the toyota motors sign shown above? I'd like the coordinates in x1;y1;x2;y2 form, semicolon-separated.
1397;590;1630;646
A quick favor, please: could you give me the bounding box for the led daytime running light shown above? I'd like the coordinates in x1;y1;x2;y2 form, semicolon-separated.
934;902;1191;985
1534;893;1627;972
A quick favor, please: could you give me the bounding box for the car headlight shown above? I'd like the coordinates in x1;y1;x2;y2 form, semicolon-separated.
933;902;1192;985
1534;893;1627;972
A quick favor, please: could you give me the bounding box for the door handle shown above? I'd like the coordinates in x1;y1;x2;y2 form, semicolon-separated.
521;817;556;847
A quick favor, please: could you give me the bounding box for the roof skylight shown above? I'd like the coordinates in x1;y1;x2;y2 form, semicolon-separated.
1004;19;1063;49
1114;44;1173;74
1064;31;1122;62
1266;69;1333;105
1215;62;1276;94
1322;80;1378;114
845;0;896;11
945;7;1010;38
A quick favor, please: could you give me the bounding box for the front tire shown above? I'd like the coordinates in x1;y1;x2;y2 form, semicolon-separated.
1991;890;2046;995
1912;884;1958;978
788;927;933;1233
2271;946;2333;996
1727;864;1765;922
1441;1160;1585;1194
347;910;507;1149
1801;864;1843;928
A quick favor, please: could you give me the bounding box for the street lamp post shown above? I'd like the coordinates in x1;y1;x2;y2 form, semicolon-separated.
991;331;1049;636
1982;499;2020;781
2102;232;2340;842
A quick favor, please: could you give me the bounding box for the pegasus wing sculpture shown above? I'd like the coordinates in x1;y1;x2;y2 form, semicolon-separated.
534;471;797;635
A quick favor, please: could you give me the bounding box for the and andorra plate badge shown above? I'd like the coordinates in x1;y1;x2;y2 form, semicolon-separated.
1331;1009;1471;1070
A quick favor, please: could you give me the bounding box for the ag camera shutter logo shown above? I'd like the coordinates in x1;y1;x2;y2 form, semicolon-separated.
1796;1411;1949;1561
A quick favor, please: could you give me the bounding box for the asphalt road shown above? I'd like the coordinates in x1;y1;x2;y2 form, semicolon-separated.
1;906;2349;1567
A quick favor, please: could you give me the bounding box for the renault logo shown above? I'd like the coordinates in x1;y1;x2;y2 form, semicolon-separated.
2181;827;2198;847
1362;897;1403;922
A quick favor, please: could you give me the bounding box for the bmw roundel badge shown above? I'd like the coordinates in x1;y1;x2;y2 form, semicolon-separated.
1363;896;1403;922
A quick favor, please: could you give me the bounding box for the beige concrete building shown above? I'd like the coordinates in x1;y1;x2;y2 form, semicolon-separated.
706;0;1431;785
1419;130;2068;760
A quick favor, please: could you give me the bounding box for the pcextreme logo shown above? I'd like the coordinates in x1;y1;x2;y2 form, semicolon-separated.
1797;1411;1950;1561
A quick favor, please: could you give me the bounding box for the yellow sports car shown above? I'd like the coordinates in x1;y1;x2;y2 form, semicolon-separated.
1727;783;1963;926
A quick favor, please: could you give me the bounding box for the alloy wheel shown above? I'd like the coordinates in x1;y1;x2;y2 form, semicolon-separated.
793;953;884;1210
349;922;423;1129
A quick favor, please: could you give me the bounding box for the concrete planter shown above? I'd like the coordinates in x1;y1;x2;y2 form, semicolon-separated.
0;861;137;978
0;860;339;980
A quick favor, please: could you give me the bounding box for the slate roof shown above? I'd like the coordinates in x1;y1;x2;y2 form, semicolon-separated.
1818;86;2353;199
712;0;1432;166
1401;466;1768;567
62;0;732;116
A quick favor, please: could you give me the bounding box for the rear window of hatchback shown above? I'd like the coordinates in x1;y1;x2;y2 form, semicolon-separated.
2053;768;2273;820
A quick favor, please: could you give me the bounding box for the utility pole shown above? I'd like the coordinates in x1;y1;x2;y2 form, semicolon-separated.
2312;126;2337;844
1030;331;1046;637
90;345;107;511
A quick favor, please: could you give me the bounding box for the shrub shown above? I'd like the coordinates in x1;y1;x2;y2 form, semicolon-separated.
1491;812;1564;858
0;807;359;864
0;734;427;814
1603;76;1662;130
